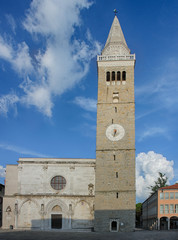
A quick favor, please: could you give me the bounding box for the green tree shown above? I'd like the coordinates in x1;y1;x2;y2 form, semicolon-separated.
149;172;168;194
136;203;142;227
136;203;142;212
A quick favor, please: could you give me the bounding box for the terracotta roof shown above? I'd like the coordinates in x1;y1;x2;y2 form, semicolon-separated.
159;183;178;190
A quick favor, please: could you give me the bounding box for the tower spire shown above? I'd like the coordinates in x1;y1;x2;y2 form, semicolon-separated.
102;15;130;56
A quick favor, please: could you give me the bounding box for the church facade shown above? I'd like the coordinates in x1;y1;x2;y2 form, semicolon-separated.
2;15;136;232
3;158;95;230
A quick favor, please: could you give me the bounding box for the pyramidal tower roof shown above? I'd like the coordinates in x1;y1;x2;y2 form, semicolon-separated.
102;15;130;56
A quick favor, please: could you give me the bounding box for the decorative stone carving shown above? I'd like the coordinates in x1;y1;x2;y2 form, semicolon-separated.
6;206;11;212
88;183;94;195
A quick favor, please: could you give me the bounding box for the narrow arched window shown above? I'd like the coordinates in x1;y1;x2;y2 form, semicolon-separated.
111;221;117;231
112;71;115;81
122;71;126;81
106;72;110;82
117;71;121;81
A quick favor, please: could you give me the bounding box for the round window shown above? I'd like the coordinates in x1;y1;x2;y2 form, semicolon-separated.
51;176;66;190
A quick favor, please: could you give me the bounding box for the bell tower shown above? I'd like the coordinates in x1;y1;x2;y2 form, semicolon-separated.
94;14;136;232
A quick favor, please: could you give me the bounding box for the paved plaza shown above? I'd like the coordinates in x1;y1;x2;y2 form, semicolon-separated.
0;230;178;240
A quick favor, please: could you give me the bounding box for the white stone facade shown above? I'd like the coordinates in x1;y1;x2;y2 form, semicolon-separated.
3;158;95;230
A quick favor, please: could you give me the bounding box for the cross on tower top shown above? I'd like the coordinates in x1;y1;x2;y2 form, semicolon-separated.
113;9;118;16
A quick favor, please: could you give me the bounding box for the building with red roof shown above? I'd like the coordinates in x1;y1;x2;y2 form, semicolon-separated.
142;183;178;230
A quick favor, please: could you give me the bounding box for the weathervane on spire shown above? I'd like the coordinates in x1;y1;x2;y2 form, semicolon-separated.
113;9;118;16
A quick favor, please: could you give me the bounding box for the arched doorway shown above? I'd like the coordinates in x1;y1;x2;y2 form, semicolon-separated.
160;217;168;230
45;199;70;230
51;205;62;229
170;217;178;229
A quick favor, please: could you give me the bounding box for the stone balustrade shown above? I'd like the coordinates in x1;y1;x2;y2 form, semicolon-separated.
97;54;135;61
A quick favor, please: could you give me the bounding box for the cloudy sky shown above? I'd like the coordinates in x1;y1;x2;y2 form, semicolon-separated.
0;0;178;202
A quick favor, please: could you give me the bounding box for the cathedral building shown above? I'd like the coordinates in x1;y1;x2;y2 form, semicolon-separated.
2;14;136;232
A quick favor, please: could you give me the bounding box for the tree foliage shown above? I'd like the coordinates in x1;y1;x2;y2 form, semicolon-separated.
136;203;142;213
136;203;142;227
149;172;168;194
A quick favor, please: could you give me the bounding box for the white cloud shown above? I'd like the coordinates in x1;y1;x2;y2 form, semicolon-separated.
14;42;33;74
20;77;53;117
136;151;174;202
23;0;92;36
5;14;16;34
138;127;170;142
0;1;101;117
0;165;6;178
0;93;19;115
20;0;100;117
0;143;51;158
0;36;33;75
0;36;13;60
74;96;97;112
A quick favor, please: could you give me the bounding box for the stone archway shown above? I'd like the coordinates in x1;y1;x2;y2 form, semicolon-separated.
160;217;168;230
18;199;41;229
45;199;70;230
170;216;178;229
72;200;93;229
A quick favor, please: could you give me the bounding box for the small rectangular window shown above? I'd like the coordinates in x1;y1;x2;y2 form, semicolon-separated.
116;192;119;198
115;107;117;113
112;119;113;124
165;204;169;214
165;192;169;199
175;204;178;213
160;192;164;199
160;204;164;214
170;204;174;214
116;172;118;178
114;155;116;161
170;192;174;199
175;192;178;199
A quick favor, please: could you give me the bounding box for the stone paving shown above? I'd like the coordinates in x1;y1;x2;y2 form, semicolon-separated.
0;229;178;240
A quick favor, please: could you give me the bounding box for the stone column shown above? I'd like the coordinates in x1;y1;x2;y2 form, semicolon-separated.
14;203;18;229
168;218;170;230
40;204;45;230
158;218;160;230
69;215;72;229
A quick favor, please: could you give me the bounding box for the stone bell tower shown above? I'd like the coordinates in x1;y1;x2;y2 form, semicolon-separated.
94;14;136;232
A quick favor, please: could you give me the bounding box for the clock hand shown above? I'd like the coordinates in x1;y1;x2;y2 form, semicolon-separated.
113;129;117;136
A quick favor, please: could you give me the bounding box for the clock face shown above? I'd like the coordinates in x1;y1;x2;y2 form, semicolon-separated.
106;124;125;141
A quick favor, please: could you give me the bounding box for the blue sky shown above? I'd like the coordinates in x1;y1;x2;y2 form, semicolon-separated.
0;0;178;202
